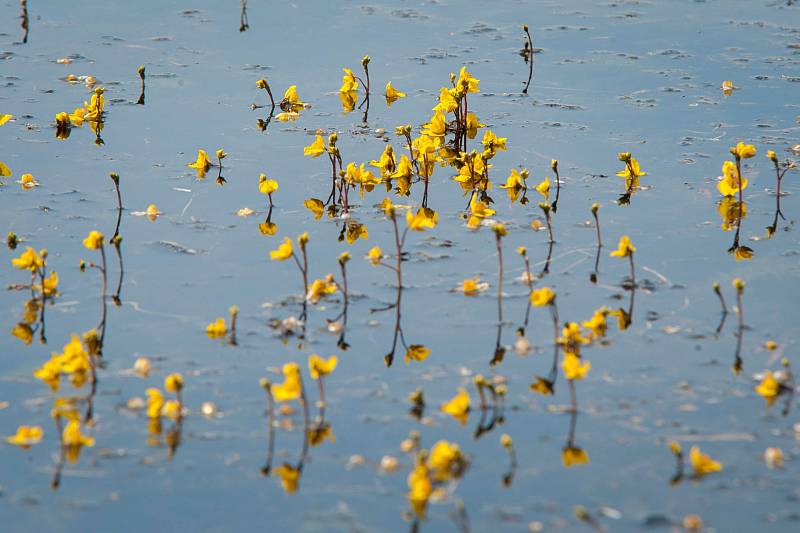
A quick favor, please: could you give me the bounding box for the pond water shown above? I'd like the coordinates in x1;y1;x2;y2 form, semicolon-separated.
1;0;799;531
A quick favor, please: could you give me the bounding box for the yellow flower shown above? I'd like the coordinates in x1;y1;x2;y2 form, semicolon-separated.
5;425;43;448
582;307;609;339
20;173;38;189
535;176;550;199
308;354;338;379
492;223;507;237
616;156;646;178
405;344;431;364
187;149;211;173
308;423;336;447
0;114;11;126
340;68;358;93
269;237;294;261
433;87;459;113
562;352;591;380
306;277;337;304
82;230;104;250
755;371;780;405
457;66;480;93
258;173;279;195
367;246;383;265
717;160;748;197
530;287;555;307
500;168;526;190
465;112;484;139
275;463;301;494
428;440;463;480
767;150;778;163
406;207;438;231
206;317;227;338
421;110;446;139
441;388;470;425
69;107;86;126
717;197;747;231
303;135;326;158
165;373;184;393
282;85;304;108
55;111;71;130
731;142;756;159
610;235;635;257
63;420;95;463
161;399;181;421
690;445;722;476
345;223;368;244
272;363;302;402
562;445;589;467
481;130;507;153
11;247;43;271
460;277;485;296
370;145;396;177
259;221;278;236
275;111;300;122
0;159;11;177
385;82;406;105
304;198;325;220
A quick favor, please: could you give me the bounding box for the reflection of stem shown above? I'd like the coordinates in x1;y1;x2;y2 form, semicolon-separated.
20;0;29;44
552;167;561;214
492;232;505;366
239;0;249;32
261;386;275;475
296;377;311;473
51;415;65;490
98;246;108;350
734;288;744;373
521;254;533;331
628;253;636;289
566;400;578;446
548;302;560;384
316;377;326;422
521;26;534;94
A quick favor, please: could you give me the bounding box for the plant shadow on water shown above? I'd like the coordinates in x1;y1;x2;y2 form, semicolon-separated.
1;0;800;531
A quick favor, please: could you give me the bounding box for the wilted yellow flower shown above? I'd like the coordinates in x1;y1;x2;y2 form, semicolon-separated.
304;198;325;219
303;135;326;158
12;323;33;345
5;425;43;448
562;352;591;380
308;354;338;379
404;345;431;364
690;445;722;476
275;463;301;493
441;388;470;425
367;246;383;265
530;287;555;307
610;235;635;257
562;445;589;467
272;363;302;402
82;230;104;250
270;237;294;261
530;376;554;395
165;373;184;393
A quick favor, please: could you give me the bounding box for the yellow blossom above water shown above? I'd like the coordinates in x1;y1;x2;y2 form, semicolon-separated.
339;68;358;93
258;173;279;195
0;114;12;126
616;156;647;179
441;388;470;425
731;142;756;159
384;82;406;105
308;354;338;379
690;445;722;476
206;318;227;338
610;235;635;257
5;425;43;448
306;276;337;304
530;287;555;307
0;159;11;177
406;207;438;231
717;160;748;197
460;277;487;296
82;230;104;250
303;135;326;158
165;373;184;393
11;247;43;271
272;363;302;402
20;173;38;189
187;149;211;176
755;371;779;406
304;198;325;220
146;388;165;418
367;246;383;265
269;237;294;261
